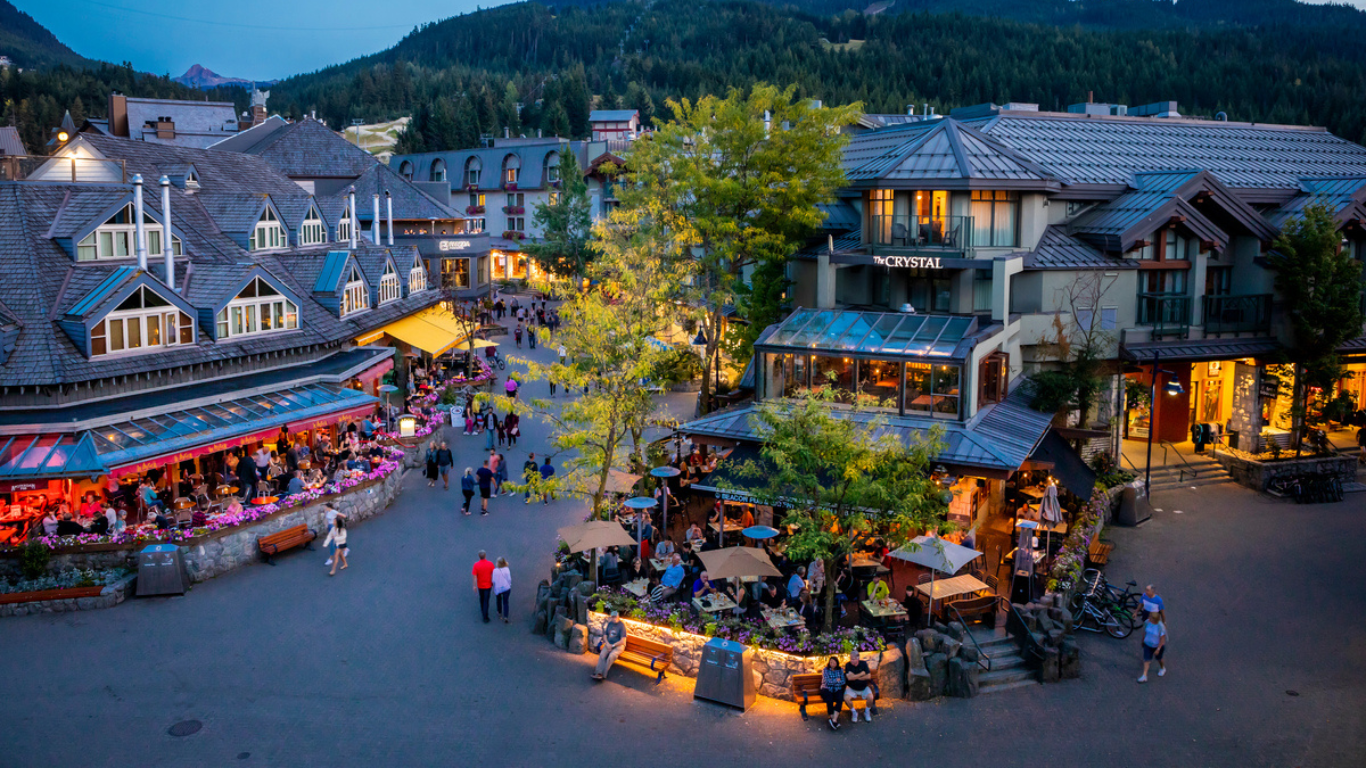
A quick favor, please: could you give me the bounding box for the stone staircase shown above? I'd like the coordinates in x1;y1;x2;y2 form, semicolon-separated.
965;627;1038;694
1142;453;1236;493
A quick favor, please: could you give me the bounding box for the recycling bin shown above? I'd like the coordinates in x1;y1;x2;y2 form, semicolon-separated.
693;637;756;711
137;544;189;596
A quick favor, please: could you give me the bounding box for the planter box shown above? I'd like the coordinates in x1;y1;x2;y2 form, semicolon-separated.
1214;451;1357;492
0;585;104;605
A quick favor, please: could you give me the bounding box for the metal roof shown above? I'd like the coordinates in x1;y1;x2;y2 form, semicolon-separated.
1270;175;1366;226
844;119;1057;187
0;126;26;156
758;308;976;360
66;266;137;318
314;251;352;293
0;433;106;480
1124;338;1282;363
1023;226;1132;270
589;110;638;122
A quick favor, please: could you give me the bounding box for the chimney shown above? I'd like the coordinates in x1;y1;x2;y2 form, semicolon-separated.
250;88;269;126
109;93;129;138
348;187;357;250
385;191;394;246
1088;90;1094;104
160;176;175;289
132;175;148;270
763;110;771;138
372;194;381;244
907;105;915;116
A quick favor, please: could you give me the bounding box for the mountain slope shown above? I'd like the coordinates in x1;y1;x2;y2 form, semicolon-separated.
0;0;91;69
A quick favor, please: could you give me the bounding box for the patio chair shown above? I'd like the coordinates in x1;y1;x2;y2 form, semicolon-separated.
890;222;910;246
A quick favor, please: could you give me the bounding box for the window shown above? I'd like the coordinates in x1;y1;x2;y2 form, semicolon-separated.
441;258;470;290
465;157;482;188
545;153;561;183
248;206;285;251
431;159;446;183
1076;306;1118;332
299;207;326;246
506;215;525;233
399;160;413;181
468;192;485;209
506;192;524;209
76;204;183;262
905;362;960;418
379;263;402;305
502;153;521;186
1164;229;1198;261
548;191;560;206
970;190;1020;248
342;265;369;316
978;353;1008;406
1141;269;1187;295
409;257;428;294
214;277;299;339
869;189;894;244
1205;266;1232;297
468;217;485;234
337;206;353;243
90;286;193;356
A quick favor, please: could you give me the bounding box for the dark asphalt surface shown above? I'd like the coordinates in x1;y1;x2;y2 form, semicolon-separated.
1;330;1363;767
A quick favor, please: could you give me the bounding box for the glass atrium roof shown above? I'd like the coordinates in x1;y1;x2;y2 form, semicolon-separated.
758;309;976;359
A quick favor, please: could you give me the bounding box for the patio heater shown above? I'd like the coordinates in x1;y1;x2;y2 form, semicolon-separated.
1142;348;1185;498
623;496;657;561
650;465;681;541
378;384;399;433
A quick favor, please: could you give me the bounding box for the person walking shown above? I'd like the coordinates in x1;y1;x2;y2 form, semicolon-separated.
436;441;454;490
424;441;440;488
460;468;476;515
528;325;537;350
539;456;556;505
472;550;495;623
514;323;523;348
505;375;519;399
495;414;507;447
476;460;495;515
322;504;344;567
504;412;520;447
494;452;508;497
492;557;512;623
484;412;497;451
1139;584;1165;622
324;516;349;576
592;611;627;680
1138;611;1168;683
523;453;539;504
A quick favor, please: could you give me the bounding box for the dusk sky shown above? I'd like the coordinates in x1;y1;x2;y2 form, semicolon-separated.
15;0;504;81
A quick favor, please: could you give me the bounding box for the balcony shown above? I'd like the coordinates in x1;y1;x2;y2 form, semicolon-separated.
1138;292;1192;339
869;214;973;255
1202;294;1272;336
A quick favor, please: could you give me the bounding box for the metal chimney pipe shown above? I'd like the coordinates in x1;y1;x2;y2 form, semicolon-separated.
372;193;381;245
385;191;394;246
763;110;771;138
348;187;357;249
159;175;174;289
132;174;148;270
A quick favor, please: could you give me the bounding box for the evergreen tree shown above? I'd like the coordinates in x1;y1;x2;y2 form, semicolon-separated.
543;101;571;139
525;149;594;279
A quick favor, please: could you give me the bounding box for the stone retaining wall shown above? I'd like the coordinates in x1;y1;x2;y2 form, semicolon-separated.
0;571;137;618
1213;451;1357;492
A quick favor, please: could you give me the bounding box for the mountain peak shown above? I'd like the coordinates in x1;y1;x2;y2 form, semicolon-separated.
175;64;267;90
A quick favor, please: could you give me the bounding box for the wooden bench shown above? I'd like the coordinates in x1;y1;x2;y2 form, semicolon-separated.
791;672;880;721
947;595;998;628
258;525;316;564
1088;541;1114;567
594;635;673;683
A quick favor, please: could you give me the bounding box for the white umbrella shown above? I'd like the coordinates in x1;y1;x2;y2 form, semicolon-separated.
890;535;983;626
1039;481;1063;557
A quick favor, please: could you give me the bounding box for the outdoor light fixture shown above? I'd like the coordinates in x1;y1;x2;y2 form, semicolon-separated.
57;131;69;143
1163;374;1184;397
398;415;417;437
691;330;708;348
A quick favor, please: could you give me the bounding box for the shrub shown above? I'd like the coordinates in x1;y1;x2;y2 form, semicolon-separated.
19;541;50;581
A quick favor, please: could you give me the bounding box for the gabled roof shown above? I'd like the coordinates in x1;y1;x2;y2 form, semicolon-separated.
1269;176;1366;227
326;162;459;223
213;117;377;178
817;201;860;231
1023;226;1132;270
313;251;359;293
65;266;139;318
0;126;26;156
843;118;1058;189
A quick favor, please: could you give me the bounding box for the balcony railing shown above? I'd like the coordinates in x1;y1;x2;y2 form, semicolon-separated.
1202;293;1272;335
869;214;974;253
0;155;127;183
1137;292;1192;339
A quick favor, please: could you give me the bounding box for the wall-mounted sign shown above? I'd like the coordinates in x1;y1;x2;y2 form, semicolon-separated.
438;240;473;251
1258;374;1280;399
873;255;943;269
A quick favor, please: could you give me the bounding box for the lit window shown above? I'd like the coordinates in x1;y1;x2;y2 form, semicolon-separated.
76;204;183;262
214;277;299;339
379;263;402;305
300;207;326;246
249;206;285;251
337;206;353;243
409;255;428;294
342;265;369;316
90;285;193;356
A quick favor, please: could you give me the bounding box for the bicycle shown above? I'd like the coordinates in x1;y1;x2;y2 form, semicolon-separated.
1074;570;1142;630
1071;579;1134;639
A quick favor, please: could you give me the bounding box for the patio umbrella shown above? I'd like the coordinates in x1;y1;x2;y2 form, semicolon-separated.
742;525;780;540
468;339;499;349
890;535;983;626
557;520;638;586
1039;481;1063;555
698;546;782;580
604;469;642;496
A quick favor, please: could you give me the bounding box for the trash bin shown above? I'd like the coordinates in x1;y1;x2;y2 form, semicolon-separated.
137;544;189;596
694;637;756;711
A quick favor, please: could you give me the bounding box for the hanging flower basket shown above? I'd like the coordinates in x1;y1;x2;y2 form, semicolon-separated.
466;205;485;215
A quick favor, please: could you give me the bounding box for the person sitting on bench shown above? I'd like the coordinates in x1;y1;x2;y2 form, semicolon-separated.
592;611;627;681
843;650;876;721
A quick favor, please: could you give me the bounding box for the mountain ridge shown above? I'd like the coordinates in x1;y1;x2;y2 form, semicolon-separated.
174;64;277;91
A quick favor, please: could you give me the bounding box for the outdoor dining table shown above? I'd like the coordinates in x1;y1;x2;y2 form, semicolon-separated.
861;599;908;620
693;594;738;614
709;520;744;535
1019;486;1047;499
761;606;804;631
649;558;668;572
622;578;649;598
915;574;991;602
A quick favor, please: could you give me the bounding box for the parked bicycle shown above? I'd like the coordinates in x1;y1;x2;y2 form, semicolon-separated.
1076;569;1143;630
1070;578;1134;639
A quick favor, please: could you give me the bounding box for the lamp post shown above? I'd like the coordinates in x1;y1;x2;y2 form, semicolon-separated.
650;465;681;541
692;329;719;404
1142;348;1185;498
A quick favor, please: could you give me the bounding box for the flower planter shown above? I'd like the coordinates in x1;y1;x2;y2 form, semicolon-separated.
0;585;105;605
465;205;485;215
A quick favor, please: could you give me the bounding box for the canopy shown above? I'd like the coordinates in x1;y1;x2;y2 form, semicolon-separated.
1026;429;1097;499
468;339;498;349
604;469;643;496
557;521;636;553
372;308;473;357
698;546;783;580
889;535;982;575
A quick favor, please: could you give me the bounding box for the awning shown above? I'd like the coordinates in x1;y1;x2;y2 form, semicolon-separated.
1026;429;1097;499
355;356;394;387
0;433;107;481
373;308;474;357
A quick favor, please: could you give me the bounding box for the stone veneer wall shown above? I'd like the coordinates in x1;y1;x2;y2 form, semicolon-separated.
1213;452;1357;492
0;470;406;584
586;611;905;703
0;571;138;618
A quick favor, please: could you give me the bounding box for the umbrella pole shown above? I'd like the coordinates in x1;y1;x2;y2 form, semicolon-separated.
661;477;668;543
928;570;936;629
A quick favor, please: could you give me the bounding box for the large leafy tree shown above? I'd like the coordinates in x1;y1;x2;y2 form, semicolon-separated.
727;387;948;630
1267;200;1366;444
619;83;859;414
524;149;594;280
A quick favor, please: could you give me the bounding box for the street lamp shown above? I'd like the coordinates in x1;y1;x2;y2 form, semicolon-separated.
1142;348;1185;498
691;329;719;395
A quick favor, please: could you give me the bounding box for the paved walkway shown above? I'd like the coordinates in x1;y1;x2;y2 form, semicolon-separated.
1;331;1363;766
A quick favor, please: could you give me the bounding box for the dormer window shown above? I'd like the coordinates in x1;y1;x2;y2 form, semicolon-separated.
409;255;428;294
465;157;482;187
337;206;353;243
379;262;402;305
399;160;413;181
76;204;183;262
431;159;446;183
342;265;369;316
215;277;299;339
90;286;193;356
300;207;326;246
249;206;285;251
545;153;561;183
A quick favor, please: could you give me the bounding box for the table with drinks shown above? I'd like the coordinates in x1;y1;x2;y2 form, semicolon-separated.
761;606;804;631
693;594;738;614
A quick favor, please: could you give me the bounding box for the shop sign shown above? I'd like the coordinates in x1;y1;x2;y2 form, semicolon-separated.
109;427;280;480
438;240;473;251
0;480;46;494
1258;375;1280;399
873;255;943;269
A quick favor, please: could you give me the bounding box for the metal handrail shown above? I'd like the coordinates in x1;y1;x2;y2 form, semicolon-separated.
1159;440;1201;483
1120;451;1142;474
998;596;1046;664
944;602;992;672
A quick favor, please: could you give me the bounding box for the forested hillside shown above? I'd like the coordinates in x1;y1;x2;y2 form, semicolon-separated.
0;0;90;70
265;0;1366;150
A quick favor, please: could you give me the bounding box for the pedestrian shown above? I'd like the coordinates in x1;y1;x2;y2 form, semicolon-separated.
505;375;518;399
325;516;348;576
514;323;523;348
523;452;539;504
528;326;537;350
592;610;627;680
436;441;454;490
492;557;512;623
819;656;846;730
463;407;474;436
1139;584;1165;622
424;441;439;487
504;412;520;447
477;460;495;515
472;550;495;623
322;504;344;567
484;412;497;451
496;414;507;447
494;452;508;496
488;450;502;496
557;345;567;365
1138;611;1168;683
550;377;557;397
539;456;556;504
460;468;476;515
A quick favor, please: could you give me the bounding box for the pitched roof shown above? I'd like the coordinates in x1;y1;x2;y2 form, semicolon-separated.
1023;226;1131;270
122;97;240;149
843;118;1058;188
1269;175;1366;227
215;117;377;178
590;110;638;122
0;126;26;156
